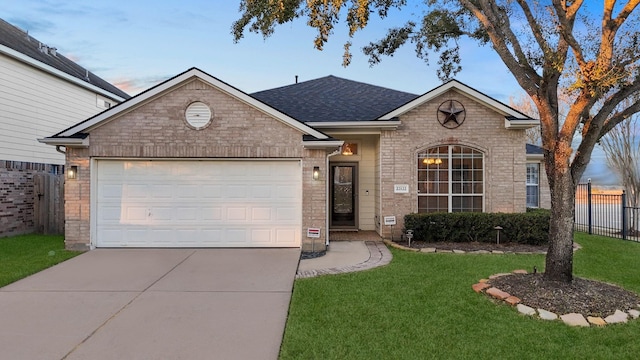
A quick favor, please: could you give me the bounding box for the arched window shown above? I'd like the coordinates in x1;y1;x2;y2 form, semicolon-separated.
418;145;484;213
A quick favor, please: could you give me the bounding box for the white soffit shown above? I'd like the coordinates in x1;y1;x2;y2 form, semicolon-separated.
302;140;344;149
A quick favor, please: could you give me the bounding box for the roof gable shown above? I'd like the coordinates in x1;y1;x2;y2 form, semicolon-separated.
252;75;418;122
48;67;330;141
0;18;129;100
379;79;535;121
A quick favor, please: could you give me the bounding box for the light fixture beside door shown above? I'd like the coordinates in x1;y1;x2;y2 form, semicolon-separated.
67;165;78;179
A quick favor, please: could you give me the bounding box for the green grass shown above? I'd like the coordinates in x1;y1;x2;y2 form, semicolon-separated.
0;234;82;287
281;233;640;359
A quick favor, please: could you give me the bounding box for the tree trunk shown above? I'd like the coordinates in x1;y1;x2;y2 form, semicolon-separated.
544;169;576;283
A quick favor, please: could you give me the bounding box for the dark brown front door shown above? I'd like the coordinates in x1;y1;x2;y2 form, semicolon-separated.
330;164;357;228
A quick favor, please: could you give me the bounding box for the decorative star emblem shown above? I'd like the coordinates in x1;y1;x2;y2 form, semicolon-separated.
437;100;466;129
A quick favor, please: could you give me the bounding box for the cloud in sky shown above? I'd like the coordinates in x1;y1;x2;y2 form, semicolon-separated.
110;75;171;95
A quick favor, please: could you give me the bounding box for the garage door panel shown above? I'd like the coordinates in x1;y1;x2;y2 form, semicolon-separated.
227;185;248;198
202;208;222;220
123;184;149;199
150;207;173;221
126;207;148;223
176;208;198;221
149;184;173;199
276;207;298;222
125;228;148;245
96;160;301;248
251;207;272;221
225;228;249;243
252;186;272;198
227;207;248;221
251;229;273;244
100;184;123;199
99;206;122;221
201;185;222;198
275;229;298;245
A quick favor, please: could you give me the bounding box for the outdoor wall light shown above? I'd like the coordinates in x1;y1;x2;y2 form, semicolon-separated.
312;166;320;180
67;165;78;180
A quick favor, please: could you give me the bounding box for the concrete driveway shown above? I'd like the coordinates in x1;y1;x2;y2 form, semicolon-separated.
0;248;300;360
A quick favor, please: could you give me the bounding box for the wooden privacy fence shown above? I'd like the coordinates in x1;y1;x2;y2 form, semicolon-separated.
34;173;64;235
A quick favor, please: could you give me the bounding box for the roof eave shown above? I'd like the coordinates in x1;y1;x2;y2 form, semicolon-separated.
505;118;540;129
38;136;89;148
0;44;126;102
305;120;401;130
302;140;344;149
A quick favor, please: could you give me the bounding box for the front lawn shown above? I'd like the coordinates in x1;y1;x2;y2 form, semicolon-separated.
281;233;640;359
0;234;81;287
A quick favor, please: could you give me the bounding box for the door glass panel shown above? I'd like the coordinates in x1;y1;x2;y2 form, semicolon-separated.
333;166;353;214
332;165;356;227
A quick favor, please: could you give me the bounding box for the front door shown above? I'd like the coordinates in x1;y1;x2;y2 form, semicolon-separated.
330;163;357;228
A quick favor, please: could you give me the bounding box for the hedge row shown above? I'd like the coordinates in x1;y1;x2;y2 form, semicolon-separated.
403;210;550;245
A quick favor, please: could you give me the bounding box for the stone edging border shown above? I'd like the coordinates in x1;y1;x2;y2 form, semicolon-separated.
473;270;640;327
383;239;582;255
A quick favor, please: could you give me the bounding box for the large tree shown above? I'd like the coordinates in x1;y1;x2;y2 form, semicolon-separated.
233;0;640;282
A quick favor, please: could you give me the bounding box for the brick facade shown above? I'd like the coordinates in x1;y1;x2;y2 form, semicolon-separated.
64;79;329;250
58;73;541;249
378;90;528;238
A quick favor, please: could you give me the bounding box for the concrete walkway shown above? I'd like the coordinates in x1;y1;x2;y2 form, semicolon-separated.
0;248;299;360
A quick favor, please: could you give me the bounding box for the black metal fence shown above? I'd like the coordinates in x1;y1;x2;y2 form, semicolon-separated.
575;181;640;241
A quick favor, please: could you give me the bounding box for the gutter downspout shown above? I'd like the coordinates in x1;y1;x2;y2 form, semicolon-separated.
55;145;66;154
326;149;341;246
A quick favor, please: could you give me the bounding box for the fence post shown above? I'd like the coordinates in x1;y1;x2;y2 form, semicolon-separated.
622;190;627;240
587;179;592;235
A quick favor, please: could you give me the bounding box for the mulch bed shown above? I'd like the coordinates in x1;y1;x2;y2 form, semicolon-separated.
489;274;640;317
396;240;547;253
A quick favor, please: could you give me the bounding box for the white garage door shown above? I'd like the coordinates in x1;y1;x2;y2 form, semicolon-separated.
95;160;302;248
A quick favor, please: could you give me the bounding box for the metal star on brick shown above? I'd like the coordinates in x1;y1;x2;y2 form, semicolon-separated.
437;100;466;129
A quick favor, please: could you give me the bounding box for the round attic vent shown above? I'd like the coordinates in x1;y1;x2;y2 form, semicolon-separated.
185;102;212;129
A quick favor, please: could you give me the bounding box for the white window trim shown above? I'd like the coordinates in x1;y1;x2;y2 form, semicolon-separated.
417;145;485;213
526;162;540;208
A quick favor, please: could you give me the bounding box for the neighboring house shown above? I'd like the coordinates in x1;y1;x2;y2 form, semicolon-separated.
40;67;549;251
0;19;129;237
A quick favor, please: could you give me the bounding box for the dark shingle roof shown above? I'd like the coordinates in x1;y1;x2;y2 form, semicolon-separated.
526;143;544;155
251;75;418;122
0;18;130;100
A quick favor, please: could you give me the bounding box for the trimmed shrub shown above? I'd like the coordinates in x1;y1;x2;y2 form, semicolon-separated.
403;210;550;245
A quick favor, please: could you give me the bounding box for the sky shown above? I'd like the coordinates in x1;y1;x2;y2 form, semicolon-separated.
1;0;621;186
